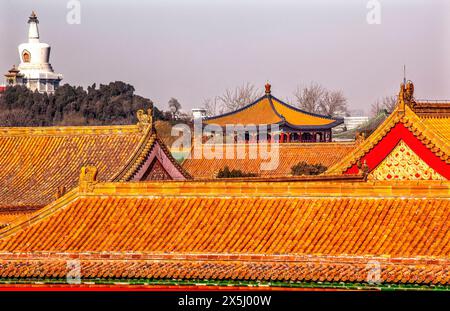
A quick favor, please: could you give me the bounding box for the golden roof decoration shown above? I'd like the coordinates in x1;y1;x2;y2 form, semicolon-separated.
79;165;98;192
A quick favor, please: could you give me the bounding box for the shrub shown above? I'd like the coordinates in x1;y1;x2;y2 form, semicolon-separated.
291;161;327;176
217;166;258;178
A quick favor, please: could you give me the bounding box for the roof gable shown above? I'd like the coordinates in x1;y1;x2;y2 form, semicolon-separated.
369;140;445;180
327;84;450;178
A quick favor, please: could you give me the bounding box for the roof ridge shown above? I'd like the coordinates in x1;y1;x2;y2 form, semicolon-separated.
111;125;156;181
0;188;80;240
270;95;343;122
155;136;192;179
267;95;286;124
0;124;140;136
111;125;191;181
326;105;407;174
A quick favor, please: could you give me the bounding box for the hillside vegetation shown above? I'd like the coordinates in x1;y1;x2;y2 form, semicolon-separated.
0;82;165;126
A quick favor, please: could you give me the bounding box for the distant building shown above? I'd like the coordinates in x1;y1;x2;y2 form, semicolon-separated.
192;108;207;120
333;115;369;134
3;11;63;93
344;116;369;131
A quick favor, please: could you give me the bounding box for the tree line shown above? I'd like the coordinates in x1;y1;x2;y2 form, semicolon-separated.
0;82;166;127
0;81;397;127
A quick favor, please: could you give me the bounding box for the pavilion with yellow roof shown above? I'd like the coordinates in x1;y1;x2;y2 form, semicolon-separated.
203;83;343;143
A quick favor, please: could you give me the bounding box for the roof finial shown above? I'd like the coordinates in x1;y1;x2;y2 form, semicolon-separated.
265;82;271;95
403;65;406;85
28;10;39;24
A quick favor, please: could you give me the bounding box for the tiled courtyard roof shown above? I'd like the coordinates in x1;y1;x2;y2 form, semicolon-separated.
0;180;447;288
182;142;356;179
0;125;145;210
0;112;190;225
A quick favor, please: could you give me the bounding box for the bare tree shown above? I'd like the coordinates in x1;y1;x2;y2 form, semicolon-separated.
294;82;324;114
320;90;347;117
217;83;262;113
294;82;348;117
202;97;221;117
168;97;181;119
370;101;383;117
370;96;397;117
381;96;397;113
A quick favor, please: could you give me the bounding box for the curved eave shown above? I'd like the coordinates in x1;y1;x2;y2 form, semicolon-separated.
281;118;344;130
203;119;343;131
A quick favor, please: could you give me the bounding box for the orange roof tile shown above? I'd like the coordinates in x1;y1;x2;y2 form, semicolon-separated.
0;255;447;287
0;125;145;210
0;180;447;287
0;121;190;215
182;142;357;179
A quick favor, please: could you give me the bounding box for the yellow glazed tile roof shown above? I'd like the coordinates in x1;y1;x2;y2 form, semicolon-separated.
0;125;147;210
0;180;448;286
419;116;450;149
182;142;357;179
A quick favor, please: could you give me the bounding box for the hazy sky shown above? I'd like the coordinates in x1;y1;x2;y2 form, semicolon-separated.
1;0;449;114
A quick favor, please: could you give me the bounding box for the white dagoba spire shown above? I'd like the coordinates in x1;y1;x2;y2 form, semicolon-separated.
28;11;40;42
12;11;63;93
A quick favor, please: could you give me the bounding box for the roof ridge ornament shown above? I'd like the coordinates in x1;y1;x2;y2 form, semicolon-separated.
265;82;271;95
355;131;366;144
137;108;153;132
79;165;98;193
397;80;416;113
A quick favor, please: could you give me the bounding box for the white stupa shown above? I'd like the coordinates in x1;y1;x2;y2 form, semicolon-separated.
7;11;63;93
